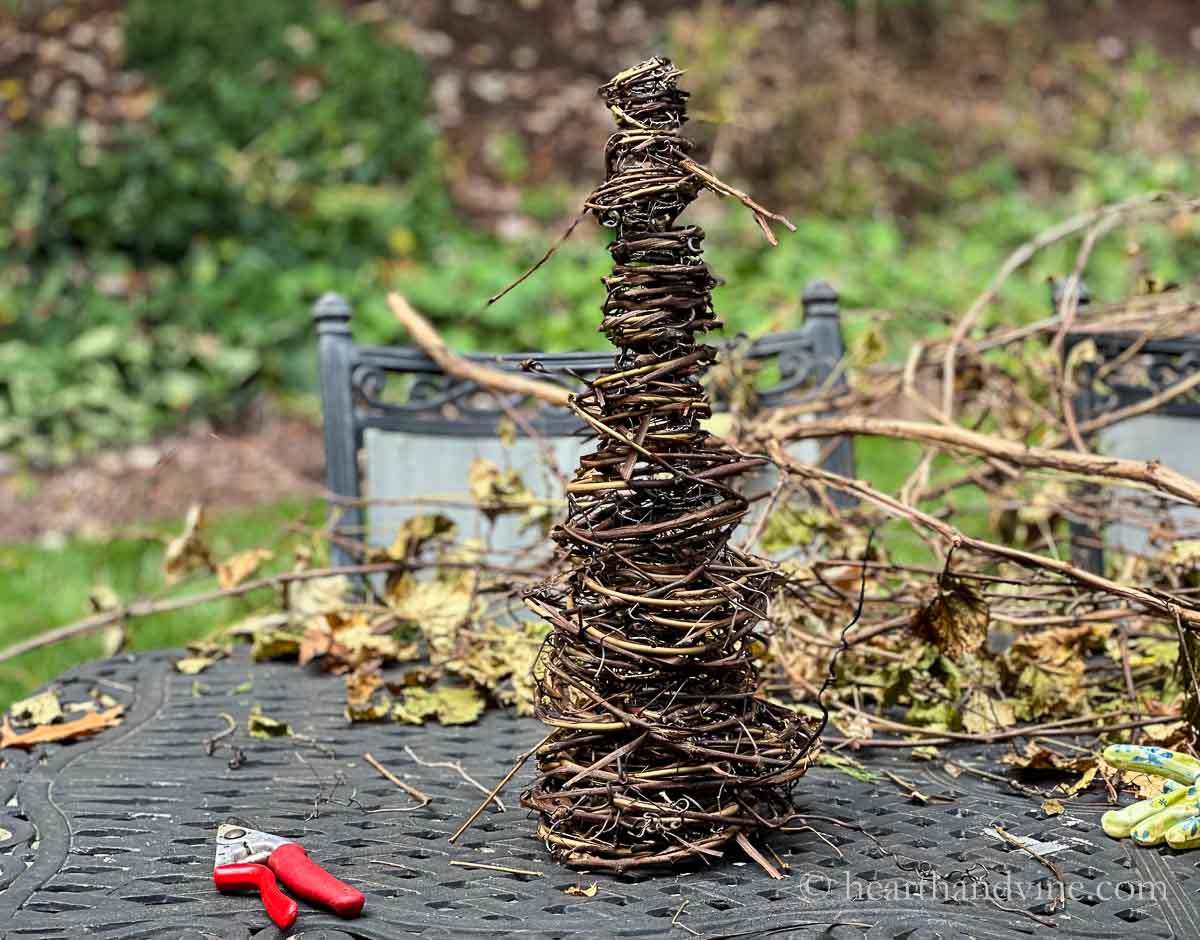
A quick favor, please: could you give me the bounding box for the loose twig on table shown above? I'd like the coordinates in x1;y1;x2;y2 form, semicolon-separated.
404;745;504;812
203;713;245;770
364;751;432;806
451;732;552;844
992;824;1067;914
448;860;544;877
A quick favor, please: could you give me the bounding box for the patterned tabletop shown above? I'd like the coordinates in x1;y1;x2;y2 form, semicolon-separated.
0;649;1196;939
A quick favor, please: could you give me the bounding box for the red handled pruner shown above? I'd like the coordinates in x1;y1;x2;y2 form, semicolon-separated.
213;820;365;929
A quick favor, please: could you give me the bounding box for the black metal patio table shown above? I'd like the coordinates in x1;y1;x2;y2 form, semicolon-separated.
1;649;1196;939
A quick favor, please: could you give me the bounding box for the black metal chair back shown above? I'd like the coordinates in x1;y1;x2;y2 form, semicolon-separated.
1061;279;1200;573
314;282;856;566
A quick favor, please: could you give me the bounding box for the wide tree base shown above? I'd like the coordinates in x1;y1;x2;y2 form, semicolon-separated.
522;696;818;870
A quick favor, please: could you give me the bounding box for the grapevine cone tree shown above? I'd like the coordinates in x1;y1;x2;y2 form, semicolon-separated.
523;58;819;871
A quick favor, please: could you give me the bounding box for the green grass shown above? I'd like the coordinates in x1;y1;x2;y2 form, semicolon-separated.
0;498;324;708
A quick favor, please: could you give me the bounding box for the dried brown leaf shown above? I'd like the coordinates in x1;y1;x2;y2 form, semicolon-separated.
468;458;533;519
217;549;274;590
911;574;989;659
385;513;456;561
1001;742;1097;772
288;575;350;618
252;629;303;662
0;705;124;750
387;574;473;662
961;689;1016;734
1131;773;1169;801
1063;765;1098;797
163;504;211;583
298;622;332;667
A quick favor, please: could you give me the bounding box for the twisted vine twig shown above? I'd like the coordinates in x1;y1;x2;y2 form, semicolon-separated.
521;58;817;872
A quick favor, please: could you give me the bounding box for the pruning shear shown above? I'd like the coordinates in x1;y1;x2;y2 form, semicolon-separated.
213;820;365;929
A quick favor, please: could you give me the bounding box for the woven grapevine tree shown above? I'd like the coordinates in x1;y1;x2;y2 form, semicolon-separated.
523;58;819;871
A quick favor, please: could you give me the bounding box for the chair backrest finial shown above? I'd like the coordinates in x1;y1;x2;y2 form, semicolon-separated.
313;292;353;336
802;279;839;318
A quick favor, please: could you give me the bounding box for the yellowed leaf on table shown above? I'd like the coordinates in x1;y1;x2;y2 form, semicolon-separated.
252;629;303;662
327;616;401;668
0;706;124;750
1063;765;1098;797
392;688;439;725
217;549;274;590
392;685;485;726
447;621;547;715
430;686;485;725
1011;623;1109;664
1041;798;1065;817
817;752;881;783
163;504;212;582
564;883;598;898
1009;660;1087;722
174;656;216;675
1139;720;1186;747
8;689;63;726
1126;640;1178;670
247;705;292;739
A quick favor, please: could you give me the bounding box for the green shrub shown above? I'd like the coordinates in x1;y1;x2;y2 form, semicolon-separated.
1;0;443;464
4;1;1198;466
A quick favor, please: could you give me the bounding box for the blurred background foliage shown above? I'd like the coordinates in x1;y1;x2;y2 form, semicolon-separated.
0;0;1198;469
0;0;1199;702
